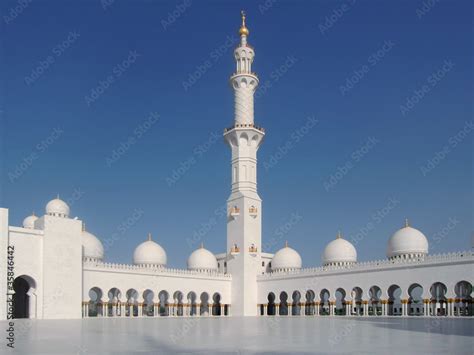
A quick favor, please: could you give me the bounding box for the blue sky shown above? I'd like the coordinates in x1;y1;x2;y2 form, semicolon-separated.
1;0;472;268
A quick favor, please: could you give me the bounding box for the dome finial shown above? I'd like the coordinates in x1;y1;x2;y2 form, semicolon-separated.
56;193;60;199
147;232;152;241
32;211;35;216
285;240;288;248
82;222;86;232
405;218;409;228
239;10;249;36
337;231;342;239
200;242;204;249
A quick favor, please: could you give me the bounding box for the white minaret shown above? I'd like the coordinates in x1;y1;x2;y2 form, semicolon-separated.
224;11;264;316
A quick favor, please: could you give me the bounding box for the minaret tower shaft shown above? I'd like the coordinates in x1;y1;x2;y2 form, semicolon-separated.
224;11;264;317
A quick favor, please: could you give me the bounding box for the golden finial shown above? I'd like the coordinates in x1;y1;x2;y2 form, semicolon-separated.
337;231;342;239
147;232;152;241
405;218;409;228
239;10;249;36
285;240;288;248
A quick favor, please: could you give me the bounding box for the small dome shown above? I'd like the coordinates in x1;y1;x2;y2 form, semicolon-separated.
387;221;428;259
45;196;70;218
271;242;302;272
22;213;38;229
322;232;357;266
133;233;167;266
82;228;104;260
187;244;218;271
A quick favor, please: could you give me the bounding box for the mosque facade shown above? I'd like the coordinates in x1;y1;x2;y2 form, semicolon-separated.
1;13;472;321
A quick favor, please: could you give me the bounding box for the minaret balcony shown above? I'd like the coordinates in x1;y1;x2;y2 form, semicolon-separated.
230;244;240;254
224;123;265;133
249;206;258;217
229;72;259;82
230;206;240;217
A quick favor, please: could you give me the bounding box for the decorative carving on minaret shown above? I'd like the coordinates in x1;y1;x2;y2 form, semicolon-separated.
229;11;259;126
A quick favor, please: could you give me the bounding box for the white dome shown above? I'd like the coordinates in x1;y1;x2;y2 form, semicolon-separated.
82;229;104;260
133;234;167;266
22;213;38;229
322;233;357;266
187;244;218;271
387;223;428;259
271;243;302;272
45;197;70;218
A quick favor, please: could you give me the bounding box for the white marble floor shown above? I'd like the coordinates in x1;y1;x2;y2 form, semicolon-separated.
2;317;473;354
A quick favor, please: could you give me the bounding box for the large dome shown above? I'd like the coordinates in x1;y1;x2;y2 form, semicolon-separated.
387;221;428;259
45;196;70;218
271;242;302;272
22;213;38;229
82;227;104;261
133;234;167;266
322;232;357;266
187;244;218;271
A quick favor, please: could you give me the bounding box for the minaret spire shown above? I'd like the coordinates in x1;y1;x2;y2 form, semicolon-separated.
239;10;249;43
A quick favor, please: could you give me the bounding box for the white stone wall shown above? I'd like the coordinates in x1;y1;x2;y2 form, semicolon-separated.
6;227;43;319
257;252;474;303
83;261;232;305
40;215;83;319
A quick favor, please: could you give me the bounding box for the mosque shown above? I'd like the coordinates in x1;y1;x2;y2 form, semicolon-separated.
1;12;472;321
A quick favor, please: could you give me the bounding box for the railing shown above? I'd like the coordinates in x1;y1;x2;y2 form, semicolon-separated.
224;123;265;133
230;72;258;78
83;259;231;279
258;250;474;279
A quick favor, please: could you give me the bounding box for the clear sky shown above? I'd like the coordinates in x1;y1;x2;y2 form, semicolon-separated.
1;0;472;268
